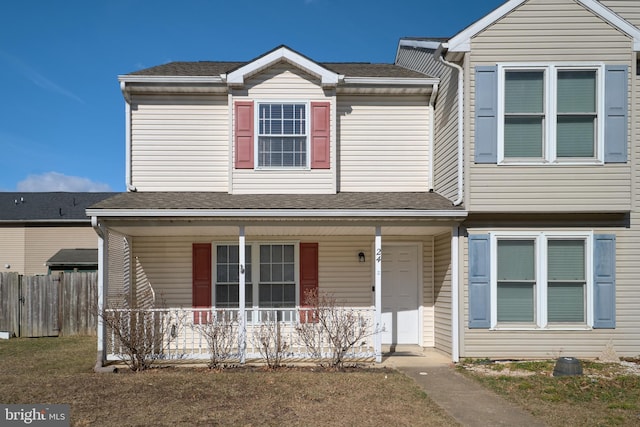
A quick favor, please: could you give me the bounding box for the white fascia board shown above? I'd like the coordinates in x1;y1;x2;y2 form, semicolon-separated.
580;0;640;51
226;46;339;87
118;75;224;84
447;0;526;52
448;0;640;52
341;77;439;86
86;209;468;218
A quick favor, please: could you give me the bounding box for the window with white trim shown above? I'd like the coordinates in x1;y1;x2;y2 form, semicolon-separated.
214;243;297;308
499;65;603;163
258;103;307;168
492;232;591;329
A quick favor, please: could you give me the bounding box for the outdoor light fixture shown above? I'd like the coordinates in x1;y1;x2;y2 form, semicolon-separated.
358;252;366;263
4;264;9;269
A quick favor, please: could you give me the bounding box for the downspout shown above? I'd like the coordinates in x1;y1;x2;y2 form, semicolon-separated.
92;217;116;373
121;82;137;192
436;46;464;206
428;83;439;192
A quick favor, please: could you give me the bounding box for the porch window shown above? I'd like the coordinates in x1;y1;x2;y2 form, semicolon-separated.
215;245;252;308
259;244;296;308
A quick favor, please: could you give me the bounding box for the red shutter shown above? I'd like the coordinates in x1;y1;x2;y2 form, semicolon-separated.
310;102;330;169
192;243;212;323
235;101;254;169
299;242;319;322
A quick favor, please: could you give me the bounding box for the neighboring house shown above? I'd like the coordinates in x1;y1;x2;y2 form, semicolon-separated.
0;192;113;275
88;0;640;365
396;0;640;360
46;248;98;273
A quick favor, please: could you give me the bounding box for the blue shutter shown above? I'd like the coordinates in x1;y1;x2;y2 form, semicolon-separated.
469;234;491;329
604;65;628;163
475;66;498;164
593;234;616;329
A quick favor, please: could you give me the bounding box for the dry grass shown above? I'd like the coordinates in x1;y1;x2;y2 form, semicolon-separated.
458;359;640;426
0;336;457;426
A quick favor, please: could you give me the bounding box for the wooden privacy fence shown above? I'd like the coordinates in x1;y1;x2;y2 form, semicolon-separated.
0;272;97;337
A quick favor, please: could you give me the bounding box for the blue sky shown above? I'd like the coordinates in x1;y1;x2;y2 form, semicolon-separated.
0;0;505;192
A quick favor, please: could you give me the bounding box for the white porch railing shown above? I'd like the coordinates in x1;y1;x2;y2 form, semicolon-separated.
104;307;378;363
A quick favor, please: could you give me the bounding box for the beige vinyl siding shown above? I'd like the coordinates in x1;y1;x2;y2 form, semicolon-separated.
433;232;452;355
130;95;229;192
24;227;98;275
0;228;26;274
338;95;430;192
598;1;640;29
232;64;334;194
467;0;633;212
461;227;640;358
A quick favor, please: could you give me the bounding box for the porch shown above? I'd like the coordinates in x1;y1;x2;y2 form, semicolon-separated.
87;191;466;366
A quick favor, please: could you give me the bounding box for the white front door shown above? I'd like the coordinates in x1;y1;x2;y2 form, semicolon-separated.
381;244;420;345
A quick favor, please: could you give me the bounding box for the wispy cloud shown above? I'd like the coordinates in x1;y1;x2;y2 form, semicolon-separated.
0;50;84;104
17;172;111;192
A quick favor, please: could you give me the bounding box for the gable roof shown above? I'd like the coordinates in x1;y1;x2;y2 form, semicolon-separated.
447;0;640;52
0;192;115;223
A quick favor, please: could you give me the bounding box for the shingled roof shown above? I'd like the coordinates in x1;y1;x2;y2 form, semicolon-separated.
88;192;463;213
0;192;115;223
127;61;431;79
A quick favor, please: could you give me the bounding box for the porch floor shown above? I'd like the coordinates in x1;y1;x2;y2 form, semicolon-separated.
380;345;452;368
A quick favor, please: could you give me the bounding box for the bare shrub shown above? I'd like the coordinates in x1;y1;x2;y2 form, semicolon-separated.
296;289;376;369
99;295;185;371
192;310;239;369
252;312;289;369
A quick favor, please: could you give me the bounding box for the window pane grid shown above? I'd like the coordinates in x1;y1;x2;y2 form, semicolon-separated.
215;245;252;307
259;244;295;307
258;103;307;168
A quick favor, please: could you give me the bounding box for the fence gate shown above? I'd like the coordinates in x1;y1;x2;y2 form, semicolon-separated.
0;272;97;338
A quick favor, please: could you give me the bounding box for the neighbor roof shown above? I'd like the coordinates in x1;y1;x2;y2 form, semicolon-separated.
46;248;98;267
0;192;115;223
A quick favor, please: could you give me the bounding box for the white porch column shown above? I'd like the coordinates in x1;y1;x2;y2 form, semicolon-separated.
93;218;109;370
374;226;382;363
451;226;460;363
238;225;246;363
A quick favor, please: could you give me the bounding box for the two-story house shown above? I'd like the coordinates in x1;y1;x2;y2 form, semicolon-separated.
89;0;640;367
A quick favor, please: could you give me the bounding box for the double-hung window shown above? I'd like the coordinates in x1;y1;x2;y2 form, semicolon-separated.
499;64;603;163
214;243;297;309
258;103;307;168
493;233;590;329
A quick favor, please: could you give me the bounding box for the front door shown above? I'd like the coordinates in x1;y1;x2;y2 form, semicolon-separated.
381;244;420;345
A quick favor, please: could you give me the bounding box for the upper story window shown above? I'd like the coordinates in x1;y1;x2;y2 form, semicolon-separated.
474;64;627;165
499;65;603;163
258;103;308;168
234;101;330;170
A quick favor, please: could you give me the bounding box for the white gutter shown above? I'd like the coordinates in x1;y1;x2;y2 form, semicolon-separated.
436;45;464;206
341;77;439;86
86;208;468;218
117;75;224;84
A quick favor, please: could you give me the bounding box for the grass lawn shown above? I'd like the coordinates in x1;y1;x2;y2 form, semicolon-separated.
0;336;457;426
458;359;640;427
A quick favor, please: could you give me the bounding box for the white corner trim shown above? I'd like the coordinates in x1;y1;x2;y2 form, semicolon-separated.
226;46;339;88
447;0;640;52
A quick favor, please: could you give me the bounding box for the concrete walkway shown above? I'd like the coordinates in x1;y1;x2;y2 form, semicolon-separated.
381;348;547;427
